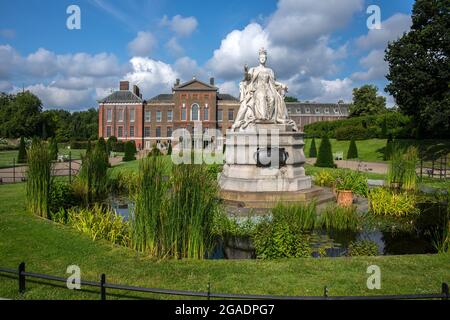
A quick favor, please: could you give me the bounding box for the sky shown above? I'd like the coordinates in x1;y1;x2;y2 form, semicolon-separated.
0;0;415;110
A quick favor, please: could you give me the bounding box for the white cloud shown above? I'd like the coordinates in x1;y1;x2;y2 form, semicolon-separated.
160;15;198;37
356;13;411;50
217;81;239;97
173;56;208;82
128;31;157;57
0;45;20;78
23;84;93;109
165;37;184;56
124;57;179;98
351;49;387;81
0;80;12;92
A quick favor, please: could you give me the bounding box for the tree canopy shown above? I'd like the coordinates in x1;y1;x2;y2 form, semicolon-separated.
385;0;449;138
349;85;386;117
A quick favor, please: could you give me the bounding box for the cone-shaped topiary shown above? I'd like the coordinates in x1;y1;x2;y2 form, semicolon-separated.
123;141;137;161
17;136;27;163
309;137;317;158
48;137;59;161
346;138;358;159
315;135;335;168
167;141;172;155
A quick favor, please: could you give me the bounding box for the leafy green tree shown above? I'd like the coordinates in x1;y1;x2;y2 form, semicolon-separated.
284;96;298;102
385;0;449;138
315;136;335;168
17;136;27;163
347;138;358;159
123;141;137;161
349;85;386;117
48;137;59;161
309;137;317;158
106;136;118;153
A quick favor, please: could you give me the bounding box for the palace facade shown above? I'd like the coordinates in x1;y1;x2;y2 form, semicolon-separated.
98;78;349;150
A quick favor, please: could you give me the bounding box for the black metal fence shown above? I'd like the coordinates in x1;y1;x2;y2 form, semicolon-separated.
0;262;448;300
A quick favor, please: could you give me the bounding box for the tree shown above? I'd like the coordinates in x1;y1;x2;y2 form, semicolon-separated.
347;138;358;159
17;136;27;163
349;85;386;117
106;136;118;153
385;0;449;138
315;136;335;168
309;137;317;158
123;141;137;161
284;96;298;102
48;137;59;161
97;138;109;166
167;141;172;155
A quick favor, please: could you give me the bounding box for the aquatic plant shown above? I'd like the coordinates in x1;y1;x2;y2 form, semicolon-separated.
347;239;379;256
368;187;419;217
318;204;360;231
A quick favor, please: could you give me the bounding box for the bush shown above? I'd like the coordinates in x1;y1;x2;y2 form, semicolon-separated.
335;169;368;197
48;181;78;216
67;204;130;246
309;138;317;158
335;126;368;140
347;240;379;256
106;136;118;154
48;137;58;161
315;136;335;168
123;141;137;161
148;144;162;157
313;170;335;187
347;138;358;159
17;136;27;163
368;187;419;217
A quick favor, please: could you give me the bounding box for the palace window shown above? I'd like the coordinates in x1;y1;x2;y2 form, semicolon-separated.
217;109;223;122
167;110;173;122
118;126;123;138
107;109;112;122
315;108;320;114
130;108;135;122
228;110;234;121
181;104;187;121
145;111;151;122
325;108;330;114
156;111;162;122
167;127;173;138
156;127;161;137
191;103;200;121
130;126;134;137
305;108;310;113
334;108;339;114
106;126;111;137
144;127;151;137
118;109;124;122
204;107;209;121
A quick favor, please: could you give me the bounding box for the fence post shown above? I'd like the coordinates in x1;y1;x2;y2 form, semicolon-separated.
442;283;449;300
207;282;211;300
13;157;15;184
100;273;106;300
18;262;25;294
323;286;328;299
68;151;72;184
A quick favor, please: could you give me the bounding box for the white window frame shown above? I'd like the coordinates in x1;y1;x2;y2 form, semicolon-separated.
167;110;173;122
156;111;162;122
130;107;135;122
107;109;112;122
145;110;151;122
191;103;200;121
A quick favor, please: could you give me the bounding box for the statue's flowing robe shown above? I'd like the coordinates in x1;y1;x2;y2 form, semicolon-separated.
232;65;298;131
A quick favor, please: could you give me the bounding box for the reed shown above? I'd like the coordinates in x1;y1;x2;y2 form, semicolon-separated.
319;204;359;231
402;146;418;191
26;139;53;218
271;202;317;231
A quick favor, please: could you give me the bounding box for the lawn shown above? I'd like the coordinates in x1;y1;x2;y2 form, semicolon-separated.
0;182;448;300
0;150;19;168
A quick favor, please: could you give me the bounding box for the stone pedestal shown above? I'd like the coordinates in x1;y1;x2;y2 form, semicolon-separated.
219;122;331;208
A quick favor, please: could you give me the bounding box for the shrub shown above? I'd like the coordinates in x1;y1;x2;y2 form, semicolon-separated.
123;141;137;161
347;138;358;159
67;204;130;246
106;136;118;154
347;240;379;256
315;136;335;168
386;146;418;191
335;126;368;140
48;181;78;215
335;169;368;197
17;136;27;163
309;138;317;158
368;187;419;217
167;142;172;155
148;144;162;157
212;211;259;238
26;139;53;218
70;140;92;150
313;170;335;187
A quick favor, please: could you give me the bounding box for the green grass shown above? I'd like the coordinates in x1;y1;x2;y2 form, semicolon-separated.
304;164;386;180
0;150;19;168
0;182;449;299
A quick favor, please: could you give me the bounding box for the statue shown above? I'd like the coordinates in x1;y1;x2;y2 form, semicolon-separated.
232;47;298;131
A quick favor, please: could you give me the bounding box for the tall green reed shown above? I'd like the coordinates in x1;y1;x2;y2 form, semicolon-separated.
26;139;53;218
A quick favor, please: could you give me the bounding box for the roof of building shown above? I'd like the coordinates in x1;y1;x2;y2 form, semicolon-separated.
286;102;350;115
173;78;218;91
217;93;239;101
98;90;143;104
148;93;173;102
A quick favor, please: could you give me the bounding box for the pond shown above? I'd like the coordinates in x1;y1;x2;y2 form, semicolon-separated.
106;196;448;259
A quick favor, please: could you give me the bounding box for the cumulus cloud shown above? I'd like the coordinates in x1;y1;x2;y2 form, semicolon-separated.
23;84;93;109
128;31;157;57
351;49;387;81
165;37;184;56
356;13;411;50
217;81;239;97
173;56;208;82
160;15;198;37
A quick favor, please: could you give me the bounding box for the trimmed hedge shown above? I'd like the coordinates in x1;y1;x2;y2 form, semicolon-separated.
309;138;317;158
315;136;335;168
347;138;358;159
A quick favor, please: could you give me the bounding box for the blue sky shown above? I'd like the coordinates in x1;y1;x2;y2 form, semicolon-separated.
0;0;415;110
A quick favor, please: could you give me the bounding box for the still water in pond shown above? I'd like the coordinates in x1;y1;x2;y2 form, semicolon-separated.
107;197;447;259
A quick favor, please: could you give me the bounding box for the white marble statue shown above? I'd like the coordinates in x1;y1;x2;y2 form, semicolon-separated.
232;47;298;131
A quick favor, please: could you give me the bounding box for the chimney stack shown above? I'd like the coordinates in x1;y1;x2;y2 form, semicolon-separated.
132;84;140;97
119;81;129;91
175;78;180;86
210;77;215;86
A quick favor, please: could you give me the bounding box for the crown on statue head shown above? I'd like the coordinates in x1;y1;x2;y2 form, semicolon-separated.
259;47;267;56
